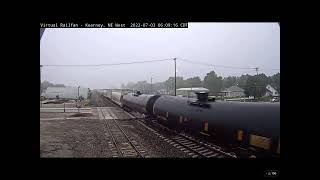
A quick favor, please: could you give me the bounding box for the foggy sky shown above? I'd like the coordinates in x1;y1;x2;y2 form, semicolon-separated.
40;23;280;89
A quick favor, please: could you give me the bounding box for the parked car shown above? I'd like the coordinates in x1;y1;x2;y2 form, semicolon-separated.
271;97;280;102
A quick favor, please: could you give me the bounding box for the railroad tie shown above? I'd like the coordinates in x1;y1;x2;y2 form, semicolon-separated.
195;147;206;151
189;145;200;149
185;143;196;147
177;140;189;144
182;142;194;146
199;150;210;154
207;153;219;158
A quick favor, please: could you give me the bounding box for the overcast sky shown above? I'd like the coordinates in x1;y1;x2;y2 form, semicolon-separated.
40;23;280;89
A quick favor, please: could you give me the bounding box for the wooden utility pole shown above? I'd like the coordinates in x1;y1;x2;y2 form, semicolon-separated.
40;65;42;107
150;77;152;94
174;58;177;96
254;68;259;99
40;65;42;96
77;86;80;113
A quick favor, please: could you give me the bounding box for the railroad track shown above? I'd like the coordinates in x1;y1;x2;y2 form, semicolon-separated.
98;107;149;158
99;93;237;158
137;118;237;158
171;134;237;158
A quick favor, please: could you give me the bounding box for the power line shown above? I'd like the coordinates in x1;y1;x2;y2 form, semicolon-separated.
240;85;272;88
42;58;173;67
178;58;280;71
178;58;255;70
260;68;280;71
41;57;280;72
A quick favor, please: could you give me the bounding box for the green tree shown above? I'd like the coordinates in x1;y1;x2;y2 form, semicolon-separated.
203;70;223;95
135;81;148;93
164;76;184;90
41;81;66;94
122;71;279;97
54;84;65;87
41;81;52;94
126;82;136;89
176;77;185;89
269;72;280;94
222;76;237;89
236;74;250;89
245;74;269;97
185;76;202;88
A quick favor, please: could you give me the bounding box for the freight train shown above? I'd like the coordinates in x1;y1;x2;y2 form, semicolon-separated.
103;90;280;158
104;90;123;107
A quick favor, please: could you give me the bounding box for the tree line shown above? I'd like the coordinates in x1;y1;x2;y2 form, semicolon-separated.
122;71;280;98
41;81;65;94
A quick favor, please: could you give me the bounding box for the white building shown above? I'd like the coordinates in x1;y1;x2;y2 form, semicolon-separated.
221;86;245;98
177;87;209;98
265;84;279;97
157;89;170;95
42;86;89;99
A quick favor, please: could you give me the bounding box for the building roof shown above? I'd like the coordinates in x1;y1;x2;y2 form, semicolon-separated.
265;84;279;96
42;86;89;99
45;86;88;92
224;86;244;92
176;87;209;92
266;84;278;92
45;87;66;93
